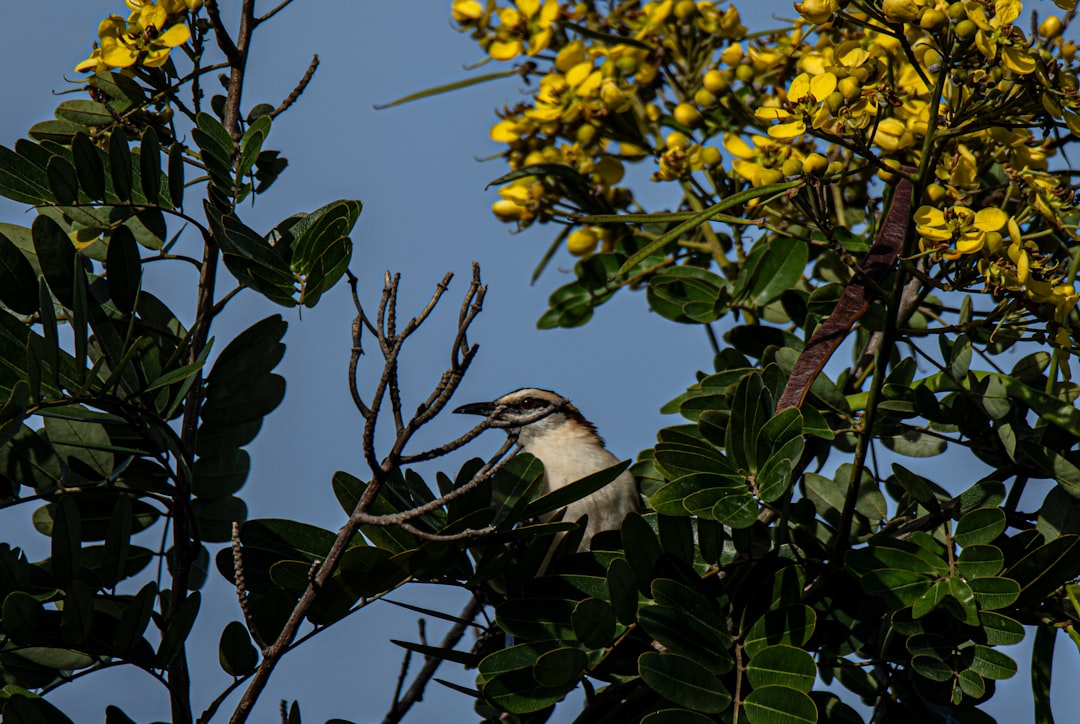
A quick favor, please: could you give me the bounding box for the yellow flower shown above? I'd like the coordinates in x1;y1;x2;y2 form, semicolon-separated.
966;0;1037;74
451;0;484;23
489;0;560;61
75;1;191;72
794;0;838;24
915;205;1008;258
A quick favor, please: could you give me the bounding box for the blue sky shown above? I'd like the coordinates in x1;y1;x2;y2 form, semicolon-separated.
1;2;1078;722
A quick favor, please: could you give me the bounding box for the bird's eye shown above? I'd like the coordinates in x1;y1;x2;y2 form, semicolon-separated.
520;397;535;410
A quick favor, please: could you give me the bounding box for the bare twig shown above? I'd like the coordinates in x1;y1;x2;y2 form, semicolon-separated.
271;54;319;120
229;265;503;722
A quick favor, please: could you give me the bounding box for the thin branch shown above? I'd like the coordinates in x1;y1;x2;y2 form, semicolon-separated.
257;0;298;25
271;54;319;120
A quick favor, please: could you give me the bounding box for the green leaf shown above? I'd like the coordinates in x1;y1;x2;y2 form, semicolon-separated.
638;652;731;713
1005;535;1080;604
521;460;631;520
139;128;160;204
748;237;808;305
240;519;335;561
742;685;817;724
892;463;943;515
912;654;953;682
56;99;114;128
881;429;947;457
109;128;132;202
857;568;931;607
167;144;184;209
954;507;1006;548
72;133;105;201
101;494;133;589
957;545;1004;579
3;591;44;644
496;599;576;642
572;598;616;649
106;226;141;314
745;645;816;693
46;156;78;205
50;496;81;587
43;414;114;478
641;710;715;724
606;557;638;625
219;620;258;676
744;605;816;659
1032;623;1055;724
0;231;38;314
289;199;361;307
638;604;729;669
157;592;200;667
968;576;1020;610
979;610;1024;646
968;644;1016;680
32;215;77;309
0;143;52;204
944;577;980;626
532;647;587;688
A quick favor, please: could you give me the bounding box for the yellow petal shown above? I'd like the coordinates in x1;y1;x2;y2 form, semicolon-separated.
767;120;807;138
809;72;837;99
916;225;953;241
974;207;1008;231
159;23;191;48
789;73;811;99
489;39;522;60
1001;47;1036;74
995;0;1021;26
490;120;522;143
914;205;945;226
754;107;792;121
723;133;754;159
956;232;985;254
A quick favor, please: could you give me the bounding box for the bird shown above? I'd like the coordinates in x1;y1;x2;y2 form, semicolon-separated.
454;387;640;551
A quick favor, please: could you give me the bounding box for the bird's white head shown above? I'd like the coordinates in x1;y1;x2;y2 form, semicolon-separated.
453;387;603;449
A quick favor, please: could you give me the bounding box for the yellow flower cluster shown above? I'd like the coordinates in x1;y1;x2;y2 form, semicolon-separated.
454;0;1080;348
75;0;199;73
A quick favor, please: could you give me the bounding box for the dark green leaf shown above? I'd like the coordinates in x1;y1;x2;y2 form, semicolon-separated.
912;654;953;682
572;598;615;649
32;215;77;309
1033;623;1055;724
109;129;132;202
219;620;258;676
742;685;817;724
968;576;1020;610
105;226;141;314
743;605;816;658
532;647;587;688
746;645;816;692
1005;535;1080;604
156;592;200;666
749;237;808;305
46;156;78;205
51;496;81;586
979;611;1025;646
72;133;105;201
139;128;160;204
957;545;1004;579
954;507;1006;548
968;644;1016;680
0;231;38;314
638;652;731;713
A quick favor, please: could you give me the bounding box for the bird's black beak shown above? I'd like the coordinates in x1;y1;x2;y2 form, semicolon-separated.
453;401;496;417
